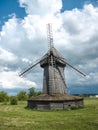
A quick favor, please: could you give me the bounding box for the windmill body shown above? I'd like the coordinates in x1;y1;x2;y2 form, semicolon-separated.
19;24;85;110
40;47;67;95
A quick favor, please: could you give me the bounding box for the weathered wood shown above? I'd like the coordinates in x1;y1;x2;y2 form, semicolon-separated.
27;94;83;110
27;47;84;110
40;47;67;95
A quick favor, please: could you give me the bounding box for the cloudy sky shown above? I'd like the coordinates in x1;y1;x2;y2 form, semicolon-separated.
0;0;98;95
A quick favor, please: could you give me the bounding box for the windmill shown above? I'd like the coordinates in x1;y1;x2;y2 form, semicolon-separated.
19;23;86;110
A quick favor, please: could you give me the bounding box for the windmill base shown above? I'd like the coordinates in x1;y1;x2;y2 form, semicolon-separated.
27;94;84;110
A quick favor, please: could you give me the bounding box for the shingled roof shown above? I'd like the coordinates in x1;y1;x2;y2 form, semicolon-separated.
40;47;66;66
28;94;83;101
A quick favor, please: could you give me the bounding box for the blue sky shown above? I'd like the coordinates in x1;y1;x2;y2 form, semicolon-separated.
0;0;98;28
62;0;98;11
0;0;26;29
0;0;98;95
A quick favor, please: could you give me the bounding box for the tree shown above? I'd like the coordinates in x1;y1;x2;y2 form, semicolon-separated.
36;91;42;96
10;96;18;105
28;87;36;98
17;91;28;101
0;91;9;102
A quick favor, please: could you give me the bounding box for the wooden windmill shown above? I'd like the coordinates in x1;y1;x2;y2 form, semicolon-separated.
19;24;86;110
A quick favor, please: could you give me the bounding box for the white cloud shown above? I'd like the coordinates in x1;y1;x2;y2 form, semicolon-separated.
60;4;98;46
0;1;98;93
0;71;37;89
0;47;18;62
19;0;62;15
22;58;32;63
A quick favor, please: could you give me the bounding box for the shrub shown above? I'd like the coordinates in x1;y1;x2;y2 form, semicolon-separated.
28;87;42;98
36;91;42;96
0;91;9;102
17;91;28;101
10;96;18;105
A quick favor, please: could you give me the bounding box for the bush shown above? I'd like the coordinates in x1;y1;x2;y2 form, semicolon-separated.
10;96;18;105
17;91;28;101
0;91;9;102
28;87;42;98
36;91;42;96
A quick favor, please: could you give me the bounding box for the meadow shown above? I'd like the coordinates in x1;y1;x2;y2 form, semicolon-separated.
0;98;98;130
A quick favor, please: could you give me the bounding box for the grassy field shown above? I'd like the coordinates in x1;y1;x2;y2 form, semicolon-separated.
0;98;98;130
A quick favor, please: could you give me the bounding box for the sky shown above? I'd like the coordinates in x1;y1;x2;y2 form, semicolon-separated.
0;0;98;95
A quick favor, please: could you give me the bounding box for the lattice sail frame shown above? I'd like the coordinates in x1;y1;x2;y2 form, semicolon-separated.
47;23;54;49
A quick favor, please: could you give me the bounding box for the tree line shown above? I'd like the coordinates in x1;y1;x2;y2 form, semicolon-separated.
0;87;42;105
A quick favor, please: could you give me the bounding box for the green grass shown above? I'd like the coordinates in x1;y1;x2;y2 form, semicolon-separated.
0;98;98;130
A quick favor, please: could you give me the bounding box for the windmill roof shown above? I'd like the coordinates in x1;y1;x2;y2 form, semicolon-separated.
28;94;83;101
40;47;66;63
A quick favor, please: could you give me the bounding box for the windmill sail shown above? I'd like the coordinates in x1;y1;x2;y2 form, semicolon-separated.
55;56;86;76
19;60;40;77
47;23;54;48
66;62;86;76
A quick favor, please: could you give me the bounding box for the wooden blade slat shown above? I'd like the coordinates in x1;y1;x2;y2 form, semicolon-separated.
19;61;40;77
66;62;86;76
55;57;86;77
